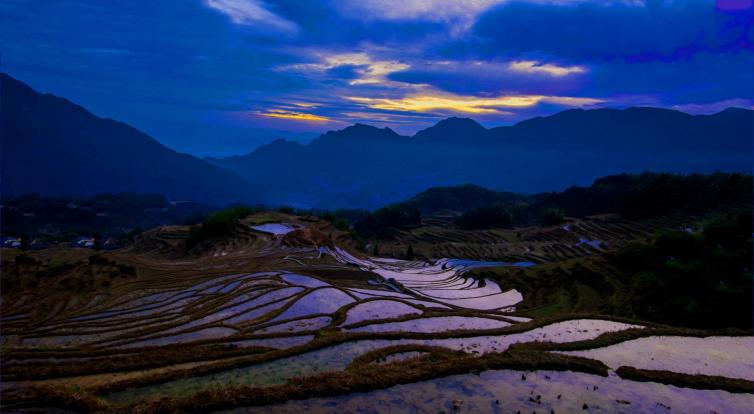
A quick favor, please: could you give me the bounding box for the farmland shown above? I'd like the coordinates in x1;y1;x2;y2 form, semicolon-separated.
1;203;752;413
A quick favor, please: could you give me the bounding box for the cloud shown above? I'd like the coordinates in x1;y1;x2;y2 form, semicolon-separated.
473;0;747;60
290;102;320;108
5;0;752;153
204;0;298;34
331;0;643;35
388;59;588;96
281;52;410;86
258;109;331;121
672;98;754;114
587;51;754;105
346;90;602;114
333;0;505;33
508;60;586;76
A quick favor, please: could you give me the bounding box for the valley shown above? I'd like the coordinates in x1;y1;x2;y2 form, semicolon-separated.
1;190;752;413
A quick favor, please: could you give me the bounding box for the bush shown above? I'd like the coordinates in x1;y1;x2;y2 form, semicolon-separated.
542;207;565;225
456;204;513;229
609;211;753;328
354;203;421;239
185;206;255;249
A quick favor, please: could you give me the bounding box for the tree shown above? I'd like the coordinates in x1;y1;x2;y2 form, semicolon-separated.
405;244;415;260
542;207;565;225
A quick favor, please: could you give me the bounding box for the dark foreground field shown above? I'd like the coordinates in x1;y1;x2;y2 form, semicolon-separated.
1;175;753;413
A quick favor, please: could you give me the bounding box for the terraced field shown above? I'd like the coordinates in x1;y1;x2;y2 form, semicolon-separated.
1;213;752;413
381;209;743;262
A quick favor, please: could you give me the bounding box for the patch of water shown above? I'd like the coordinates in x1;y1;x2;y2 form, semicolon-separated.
279;273;330;288
402;298;452;309
118;327;237;349
504;315;533;323
102;319;641;404
222;288;304;325
251;223;300;235
228;335;315;349
222;369;754;413
104;339;392;404
577;238;603;249
269;288;354;322
427;289;523;311
347;288;414;299
343;300;422;325
558;336;754;381
255;316;332;333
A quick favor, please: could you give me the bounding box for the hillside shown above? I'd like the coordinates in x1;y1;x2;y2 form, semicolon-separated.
353;172;753;238
0;74;255;204
210;107;753;209
3;73;751;210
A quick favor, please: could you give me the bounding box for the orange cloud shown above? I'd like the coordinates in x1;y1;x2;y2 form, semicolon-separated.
346;92;601;114
258;109;331;122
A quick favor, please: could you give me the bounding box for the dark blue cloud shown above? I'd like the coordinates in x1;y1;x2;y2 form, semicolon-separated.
589;50;754;104
324;65;364;80
389;61;588;96
472;0;752;61
0;0;751;156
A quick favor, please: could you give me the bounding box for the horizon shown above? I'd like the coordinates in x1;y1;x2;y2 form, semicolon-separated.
1;1;752;156
3;71;750;159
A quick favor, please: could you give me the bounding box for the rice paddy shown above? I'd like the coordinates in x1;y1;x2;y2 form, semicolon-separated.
224;369;754;414
1;213;752;413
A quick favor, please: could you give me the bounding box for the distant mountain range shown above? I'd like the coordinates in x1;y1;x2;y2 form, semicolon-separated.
208;106;752;209
2;73;752;209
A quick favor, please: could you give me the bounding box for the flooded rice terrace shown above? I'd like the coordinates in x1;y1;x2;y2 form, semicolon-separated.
2;225;752;412
224;370;754;414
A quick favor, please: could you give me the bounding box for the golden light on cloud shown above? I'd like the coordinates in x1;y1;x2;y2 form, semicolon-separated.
508;60;586;77
346;92;602;114
283;52;410;86
291;102;320;108
258;109;330;122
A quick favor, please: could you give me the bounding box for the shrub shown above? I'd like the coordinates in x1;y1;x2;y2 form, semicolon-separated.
456;204;513;229
354;203;421;239
542;207;565;225
185;206;255;249
609;211;753;328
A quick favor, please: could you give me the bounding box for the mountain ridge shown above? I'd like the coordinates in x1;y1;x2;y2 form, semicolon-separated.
216;106;752;160
0;73;255;204
3;73;751;209
208;105;751;208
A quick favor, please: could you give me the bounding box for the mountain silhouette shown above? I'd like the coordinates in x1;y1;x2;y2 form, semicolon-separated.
210;106;752;208
3;73;750;209
1;73;254;204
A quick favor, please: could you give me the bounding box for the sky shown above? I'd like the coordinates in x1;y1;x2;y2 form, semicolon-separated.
1;0;752;156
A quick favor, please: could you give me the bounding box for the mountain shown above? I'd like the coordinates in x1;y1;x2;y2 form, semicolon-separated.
486;107;753;152
4;72;750;209
355;172;753;235
316;124;404;143
413;117;487;144
402;184;524;215
0;74;254;204
210;107;753;209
